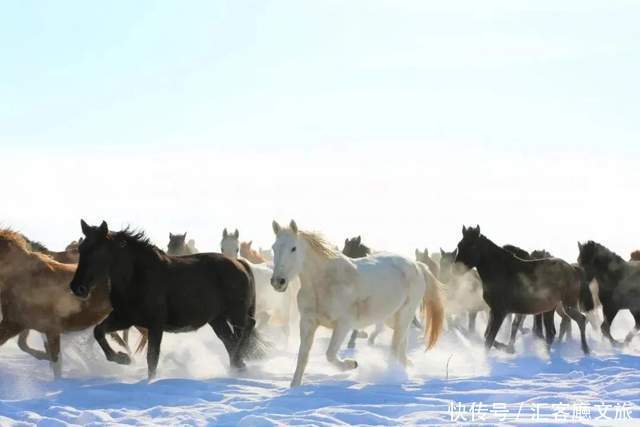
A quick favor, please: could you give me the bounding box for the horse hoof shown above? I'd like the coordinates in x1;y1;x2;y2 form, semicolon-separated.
506;345;515;354
346;359;358;370
111;352;131;365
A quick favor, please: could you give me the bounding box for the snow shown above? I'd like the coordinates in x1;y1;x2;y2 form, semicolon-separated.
1;312;640;426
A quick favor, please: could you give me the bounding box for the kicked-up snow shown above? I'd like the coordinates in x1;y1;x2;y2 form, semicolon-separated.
1;312;639;426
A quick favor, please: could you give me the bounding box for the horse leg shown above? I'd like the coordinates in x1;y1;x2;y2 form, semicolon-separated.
624;310;640;345
325;322;358;371
0;321;23;346
368;323;384;345
600;301;621;346
291;316;318;387
146;327;164;380
564;305;589;354
543;310;556;349
506;314;525;353
108;331;131;354
484;309;507;352
17;330;50;360
558;309;572;342
134;327;149;354
45;333;62;379
209;317;237;360
93;312;132;365
227;308;256;369
391;306;415;366
468;311;478;335
347;330;359;349
533;314;544;339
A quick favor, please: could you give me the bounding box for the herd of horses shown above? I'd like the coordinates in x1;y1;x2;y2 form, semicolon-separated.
1;219;639;387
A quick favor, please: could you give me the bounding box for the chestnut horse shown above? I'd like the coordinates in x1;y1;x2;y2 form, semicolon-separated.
0;230;114;378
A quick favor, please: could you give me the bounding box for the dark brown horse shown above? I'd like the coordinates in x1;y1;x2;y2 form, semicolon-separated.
69;220;263;380
455;226;589;354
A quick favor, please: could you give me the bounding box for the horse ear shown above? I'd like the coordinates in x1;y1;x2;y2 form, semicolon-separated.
248;240;253;247
81;219;91;236
577;241;583;250
356;236;361;244
233;229;239;238
475;225;481;235
169;232;174;238
462;225;467;235
453;248;458;257
290;220;298;234
425;248;429;256
345;238;349;245
272;220;281;235
223;228;228;238
98;221;108;236
440;248;445;256
183;232;187;238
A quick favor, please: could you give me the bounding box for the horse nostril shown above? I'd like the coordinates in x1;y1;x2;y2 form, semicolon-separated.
279;278;286;286
77;285;87;295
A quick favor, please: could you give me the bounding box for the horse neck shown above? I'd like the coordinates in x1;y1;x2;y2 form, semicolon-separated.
595;248;626;284
298;241;336;289
109;243;163;292
474;238;516;280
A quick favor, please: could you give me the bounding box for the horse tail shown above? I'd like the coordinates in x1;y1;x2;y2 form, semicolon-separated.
576;266;595;312
236;259;271;360
418;262;444;350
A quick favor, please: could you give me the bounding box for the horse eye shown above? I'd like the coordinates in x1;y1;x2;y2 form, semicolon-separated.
291;247;297;252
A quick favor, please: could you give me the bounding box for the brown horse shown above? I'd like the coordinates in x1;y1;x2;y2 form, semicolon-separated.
240;241;268;264
630;250;640;261
22;236;81;264
0;229;115;378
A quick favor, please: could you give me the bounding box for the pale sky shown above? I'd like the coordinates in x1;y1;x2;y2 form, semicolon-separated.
2;1;639;261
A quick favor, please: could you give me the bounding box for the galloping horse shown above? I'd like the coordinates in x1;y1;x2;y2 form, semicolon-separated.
70;220;262;380
455;226;589;354
0;230;114;378
270;220;443;387
578;241;640;345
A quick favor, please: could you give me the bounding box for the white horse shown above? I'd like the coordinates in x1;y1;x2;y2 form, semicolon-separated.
270;220;444;387
221;228;298;335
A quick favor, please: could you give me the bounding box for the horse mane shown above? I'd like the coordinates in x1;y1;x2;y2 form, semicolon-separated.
299;230;341;259
631;250;640;261
502;244;530;260
0;229;61;265
0;229;30;252
112;227;158;252
582;240;624;263
21;236;49;252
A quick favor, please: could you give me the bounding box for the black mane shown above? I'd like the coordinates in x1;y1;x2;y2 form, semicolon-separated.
112;228;160;253
582;240;624;264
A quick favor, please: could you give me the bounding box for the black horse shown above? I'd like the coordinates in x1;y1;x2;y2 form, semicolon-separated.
455;226;589;354
69;220;261;380
578;240;640;345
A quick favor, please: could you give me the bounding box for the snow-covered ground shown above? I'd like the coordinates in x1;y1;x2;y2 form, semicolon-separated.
1;312;639;426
